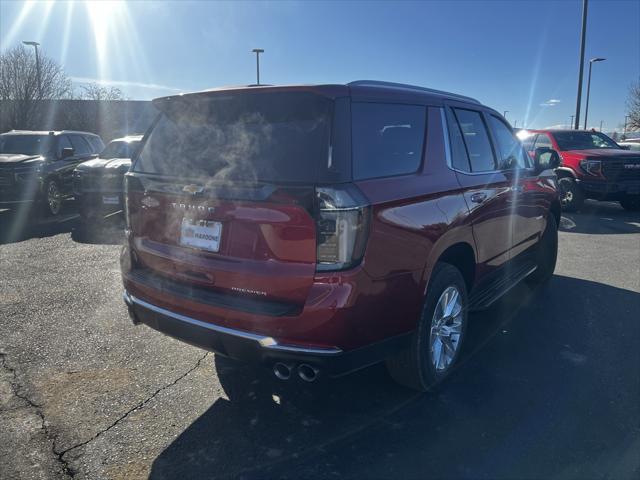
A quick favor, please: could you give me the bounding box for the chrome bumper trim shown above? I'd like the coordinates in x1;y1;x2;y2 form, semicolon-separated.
122;290;342;356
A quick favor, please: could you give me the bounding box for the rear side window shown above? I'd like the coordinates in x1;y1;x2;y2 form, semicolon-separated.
351;102;426;180
452;109;496;172
488;115;528;169
445;107;471;172
68;135;91;155
56;136;73;157
86;136;105;154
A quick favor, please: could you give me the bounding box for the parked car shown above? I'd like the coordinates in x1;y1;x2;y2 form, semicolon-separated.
618;141;640;152
121;81;561;391
519;129;640;211
73;135;143;222
0;130;104;216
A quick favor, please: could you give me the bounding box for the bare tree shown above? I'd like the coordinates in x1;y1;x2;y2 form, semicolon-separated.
627;78;640;132
77;82;125;101
0;45;71;129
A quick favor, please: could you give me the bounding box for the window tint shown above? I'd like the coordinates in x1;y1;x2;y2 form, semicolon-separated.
0;135;53;155
520;133;536;151
86;136;105;153
68;135;91;155
135;92;331;183
452;109;496;172
56;136;73;158
352;102;426;180
100;141;138;159
534;134;553;149
489;115;528;169
552;131;618;150
445;107;471;172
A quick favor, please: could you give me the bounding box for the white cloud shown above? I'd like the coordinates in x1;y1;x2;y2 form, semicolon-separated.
540;99;561;107
70;76;183;92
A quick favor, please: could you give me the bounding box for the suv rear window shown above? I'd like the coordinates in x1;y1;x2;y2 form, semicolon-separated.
134;92;332;183
352;103;426;180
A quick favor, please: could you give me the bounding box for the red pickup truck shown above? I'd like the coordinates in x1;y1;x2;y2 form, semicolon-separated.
520;129;640;211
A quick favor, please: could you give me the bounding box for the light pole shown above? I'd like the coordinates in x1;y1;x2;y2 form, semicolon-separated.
252;48;264;85
503;110;509;120
570;115;575;129
574;0;589;129
22;40;42;98
599;120;603;132
583;57;606;129
624;115;629;139
513;120;518;128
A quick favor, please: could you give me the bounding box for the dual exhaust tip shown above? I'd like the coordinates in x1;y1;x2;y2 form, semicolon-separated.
273;362;318;382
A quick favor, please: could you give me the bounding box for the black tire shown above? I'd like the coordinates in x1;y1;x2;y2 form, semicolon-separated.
42;179;63;216
619;196;640;211
386;263;468;392
527;215;558;286
557;177;584;212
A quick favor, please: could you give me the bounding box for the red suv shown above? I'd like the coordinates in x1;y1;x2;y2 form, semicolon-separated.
121;81;560;391
520;129;640;211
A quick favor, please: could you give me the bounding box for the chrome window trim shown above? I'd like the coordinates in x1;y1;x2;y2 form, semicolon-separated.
124;291;343;356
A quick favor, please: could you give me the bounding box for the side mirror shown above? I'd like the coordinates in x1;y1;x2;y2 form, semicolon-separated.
534;147;560;173
61;147;75;159
620;145;630;150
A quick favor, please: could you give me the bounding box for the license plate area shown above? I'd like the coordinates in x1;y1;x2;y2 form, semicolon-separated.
179;218;222;253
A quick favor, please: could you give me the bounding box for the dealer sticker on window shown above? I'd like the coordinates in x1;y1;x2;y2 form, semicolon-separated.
179;218;222;252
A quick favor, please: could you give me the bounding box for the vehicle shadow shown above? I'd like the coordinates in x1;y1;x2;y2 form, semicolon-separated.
0;203;79;245
560;200;640;235
149;275;640;479
70;212;125;245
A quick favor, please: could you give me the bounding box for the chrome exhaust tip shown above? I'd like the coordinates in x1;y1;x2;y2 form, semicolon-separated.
273;362;293;380
297;364;319;382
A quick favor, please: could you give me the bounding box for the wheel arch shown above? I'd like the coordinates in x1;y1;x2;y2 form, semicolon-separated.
555;167;576;179
424;241;476;295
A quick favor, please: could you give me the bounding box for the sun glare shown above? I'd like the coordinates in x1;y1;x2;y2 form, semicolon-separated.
84;0;128;80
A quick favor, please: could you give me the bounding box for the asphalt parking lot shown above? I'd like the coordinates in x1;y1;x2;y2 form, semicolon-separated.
1;201;639;480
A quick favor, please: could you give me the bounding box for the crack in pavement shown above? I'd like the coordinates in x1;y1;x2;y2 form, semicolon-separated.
1;352;73;479
1;351;210;478
55;352;211;466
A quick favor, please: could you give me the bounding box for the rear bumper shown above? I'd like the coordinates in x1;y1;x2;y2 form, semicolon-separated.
123;290;409;377
577;179;640;199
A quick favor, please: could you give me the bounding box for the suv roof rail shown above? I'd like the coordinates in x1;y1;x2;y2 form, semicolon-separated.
348;80;481;104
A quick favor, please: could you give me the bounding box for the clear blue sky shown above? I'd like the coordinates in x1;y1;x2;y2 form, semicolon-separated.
1;0;638;131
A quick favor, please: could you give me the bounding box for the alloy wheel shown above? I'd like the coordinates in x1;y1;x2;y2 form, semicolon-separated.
429;286;463;372
47;181;62;215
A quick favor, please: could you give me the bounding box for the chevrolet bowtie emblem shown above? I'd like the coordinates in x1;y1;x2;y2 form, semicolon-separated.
183;184;204;194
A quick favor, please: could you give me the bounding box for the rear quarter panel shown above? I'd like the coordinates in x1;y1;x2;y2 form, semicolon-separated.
352;106;474;342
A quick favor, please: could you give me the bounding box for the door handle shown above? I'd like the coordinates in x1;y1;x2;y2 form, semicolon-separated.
470;192;487;203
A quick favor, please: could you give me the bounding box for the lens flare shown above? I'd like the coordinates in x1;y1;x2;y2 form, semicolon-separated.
84;0;128;81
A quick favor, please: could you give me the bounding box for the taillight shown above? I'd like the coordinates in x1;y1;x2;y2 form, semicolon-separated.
315;185;371;271
123;174;144;230
579;159;602;176
123;175;132;229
